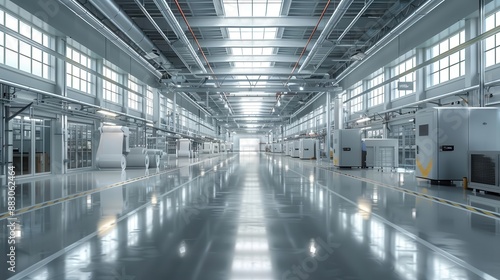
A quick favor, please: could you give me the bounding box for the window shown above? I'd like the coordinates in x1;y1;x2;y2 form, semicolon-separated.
66;47;93;94
146;87;154;116
368;72;384;107
103;66;121;104
67;123;93;169
485;11;500;67
128;77;142;111
427;31;465;87
349;83;363;113
392;57;416;99
0;9;53;79
367;129;383;138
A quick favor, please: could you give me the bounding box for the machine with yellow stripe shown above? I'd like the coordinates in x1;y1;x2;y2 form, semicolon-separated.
415;107;500;183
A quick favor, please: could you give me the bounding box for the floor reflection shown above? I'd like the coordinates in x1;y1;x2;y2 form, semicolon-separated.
230;156;274;280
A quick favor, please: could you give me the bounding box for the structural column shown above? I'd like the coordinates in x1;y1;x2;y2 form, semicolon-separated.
325;91;332;158
52;36;67;175
173;91;177;132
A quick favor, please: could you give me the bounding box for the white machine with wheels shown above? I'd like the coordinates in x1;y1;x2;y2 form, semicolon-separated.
213;142;219;154
333;129;362;167
288;142;293;156
220;143;226;153
299;139;315;159
292;140;300;158
416;107;500;182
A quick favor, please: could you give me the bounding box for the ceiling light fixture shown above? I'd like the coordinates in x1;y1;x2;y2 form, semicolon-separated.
97;110;118;117
350;50;366;61
356;117;371;123
299;86;304;91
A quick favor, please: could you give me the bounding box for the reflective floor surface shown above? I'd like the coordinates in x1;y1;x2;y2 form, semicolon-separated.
1;153;499;280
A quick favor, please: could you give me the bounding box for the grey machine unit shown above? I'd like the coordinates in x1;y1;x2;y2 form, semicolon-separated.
416;107;500;182
213;142;219;153
273;143;282;153
299;139;315;159
292;140;300;158
284;142;289;156
333;129;362;167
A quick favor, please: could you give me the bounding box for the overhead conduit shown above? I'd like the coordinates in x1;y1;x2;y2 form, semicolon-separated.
59;0;164;79
297;0;354;73
152;0;208;74
151;0;233;115
86;0;173;71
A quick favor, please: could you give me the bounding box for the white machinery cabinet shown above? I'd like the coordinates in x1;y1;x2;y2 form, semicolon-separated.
292;141;300;158
273;143;282;153
333;129;361;167
299;139;315;159
203;142;212;154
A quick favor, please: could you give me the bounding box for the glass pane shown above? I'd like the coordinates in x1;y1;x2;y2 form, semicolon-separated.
5;49;18;68
5;34;18;51
19;21;31;38
0;46;3;64
486;49;495;67
5;13;18;32
35;120;51;173
0;31;3;46
19;55;31;73
440;69;449;83
43;64;50;79
22;118;32;175
32;29;42;44
32;47;42;61
449;64;460;80
19;41;31;56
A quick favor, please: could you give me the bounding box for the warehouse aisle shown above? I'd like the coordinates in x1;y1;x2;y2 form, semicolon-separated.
4;153;500;280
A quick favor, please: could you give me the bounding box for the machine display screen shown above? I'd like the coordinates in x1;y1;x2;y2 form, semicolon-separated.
419;124;429;136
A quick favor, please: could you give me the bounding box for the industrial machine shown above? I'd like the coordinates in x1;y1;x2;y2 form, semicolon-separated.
292;140;300;158
96;126;130;170
203;142;212;154
220;143;226;153
468;151;500;194
363;138;399;170
213;142;219;153
416;107;500;182
299;139;315;159
177;139;193;158
273;143;282;153
286;142;293;156
333;129;362;167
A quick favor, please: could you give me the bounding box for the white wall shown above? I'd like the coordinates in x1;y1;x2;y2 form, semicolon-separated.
231;134;267;151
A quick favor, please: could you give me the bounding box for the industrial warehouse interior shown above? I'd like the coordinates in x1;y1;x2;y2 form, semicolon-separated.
1;0;500;279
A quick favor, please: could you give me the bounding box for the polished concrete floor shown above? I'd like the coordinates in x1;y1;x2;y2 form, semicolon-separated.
1;153;500;280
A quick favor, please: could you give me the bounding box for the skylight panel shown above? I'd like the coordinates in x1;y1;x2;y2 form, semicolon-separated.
254;4;267;16
224;3;238;16
222;0;283;73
